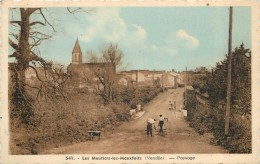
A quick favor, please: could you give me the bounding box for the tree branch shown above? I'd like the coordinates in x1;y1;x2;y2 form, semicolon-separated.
30;33;51;49
25;8;41;17
39;9;56;32
10;20;22;26
30;31;51;37
67;7;94;14
9;38;18;50
28;65;48;83
9;51;20;58
30;21;46;26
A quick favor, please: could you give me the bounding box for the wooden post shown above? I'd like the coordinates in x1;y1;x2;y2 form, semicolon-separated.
184;66;187;107
152;71;155;86
136;70;138;88
225;6;233;135
161;73;164;92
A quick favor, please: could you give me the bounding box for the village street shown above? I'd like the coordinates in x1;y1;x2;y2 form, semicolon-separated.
44;88;227;154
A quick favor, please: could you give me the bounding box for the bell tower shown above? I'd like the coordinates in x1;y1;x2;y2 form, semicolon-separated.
72;38;82;64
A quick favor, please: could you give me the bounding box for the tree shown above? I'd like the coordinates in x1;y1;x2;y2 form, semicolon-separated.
101;44;124;72
230;43;251;115
194;67;209;74
191;67;210;94
85;44;124;104
9;8;53;124
8;8;90;124
207;43;251;115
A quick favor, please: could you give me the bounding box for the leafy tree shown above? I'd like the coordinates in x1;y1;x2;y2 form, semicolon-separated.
194;66;209;74
207;43;251;115
191;69;209;94
230;43;251;114
187;44;251;153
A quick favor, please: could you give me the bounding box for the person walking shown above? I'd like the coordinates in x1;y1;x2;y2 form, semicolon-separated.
158;114;165;135
147;118;156;137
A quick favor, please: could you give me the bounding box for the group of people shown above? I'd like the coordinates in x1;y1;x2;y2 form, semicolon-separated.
146;114;167;137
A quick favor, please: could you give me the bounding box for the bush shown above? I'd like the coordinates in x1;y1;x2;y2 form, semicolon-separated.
186;90;251;153
187;44;251;153
109;102;130;122
10;92;131;154
118;86;161;108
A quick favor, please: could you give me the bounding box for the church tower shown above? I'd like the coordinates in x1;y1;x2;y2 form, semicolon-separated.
72;38;82;64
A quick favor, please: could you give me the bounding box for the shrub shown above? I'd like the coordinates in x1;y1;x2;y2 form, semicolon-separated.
118;86;160;108
186;90;251;153
10;91;131;154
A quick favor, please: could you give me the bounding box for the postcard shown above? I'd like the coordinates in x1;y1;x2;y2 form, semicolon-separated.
1;0;259;163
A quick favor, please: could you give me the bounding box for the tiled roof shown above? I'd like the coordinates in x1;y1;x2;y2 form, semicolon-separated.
72;38;82;54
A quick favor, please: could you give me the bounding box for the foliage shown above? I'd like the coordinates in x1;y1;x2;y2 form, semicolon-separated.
194;66;209;74
187;44;251;153
186;90;198;122
118;86;161;108
207;43;251;115
191;74;209;94
191;43;251;114
186;90;251;153
10;91;130;154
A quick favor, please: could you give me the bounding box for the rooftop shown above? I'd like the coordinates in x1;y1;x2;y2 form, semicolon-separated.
72;38;82;54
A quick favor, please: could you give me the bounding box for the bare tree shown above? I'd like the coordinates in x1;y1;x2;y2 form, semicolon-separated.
86;50;99;63
85;44;124;104
101;44;123;72
8;8;90;124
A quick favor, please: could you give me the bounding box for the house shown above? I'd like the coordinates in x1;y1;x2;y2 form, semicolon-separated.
119;70;180;88
62;38;182;90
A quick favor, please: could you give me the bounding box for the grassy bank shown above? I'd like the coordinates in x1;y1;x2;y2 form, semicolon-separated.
10;86;161;154
186;90;251;153
10;91;130;154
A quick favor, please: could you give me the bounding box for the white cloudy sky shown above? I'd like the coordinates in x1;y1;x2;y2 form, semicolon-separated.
9;7;251;71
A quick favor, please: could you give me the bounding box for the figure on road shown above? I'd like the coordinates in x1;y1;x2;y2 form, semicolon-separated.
158;114;165;135
169;101;173;110
147;118;156;137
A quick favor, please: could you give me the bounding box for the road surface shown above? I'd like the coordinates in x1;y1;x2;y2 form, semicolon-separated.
44;88;227;154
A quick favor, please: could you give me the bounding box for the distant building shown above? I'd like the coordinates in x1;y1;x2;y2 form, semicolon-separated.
67;38;114;88
54;38;182;90
120;70;180;88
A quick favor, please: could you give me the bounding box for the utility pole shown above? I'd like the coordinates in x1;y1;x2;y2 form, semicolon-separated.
161;73;164;92
136;70;138;89
152;71;155;87
184;66;187;107
225;6;233;135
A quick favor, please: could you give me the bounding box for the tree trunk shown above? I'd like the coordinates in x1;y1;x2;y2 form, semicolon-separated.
11;9;34;125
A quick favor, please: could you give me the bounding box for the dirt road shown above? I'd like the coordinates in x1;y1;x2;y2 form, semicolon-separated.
44;88;227;154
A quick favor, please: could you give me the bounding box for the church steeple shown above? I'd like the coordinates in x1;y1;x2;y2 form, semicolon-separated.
72;38;82;64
